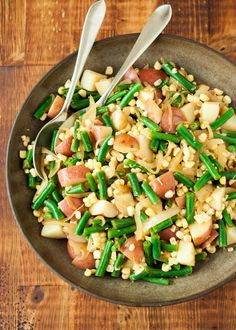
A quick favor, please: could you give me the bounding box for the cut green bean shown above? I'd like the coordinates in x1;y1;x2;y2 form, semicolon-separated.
86;172;97;192
220;171;236;180
194;171;212;192
151;234;161;260
75;210;91;235
143;241;154;267
44;199;64;220
152;218;173;233
130;267;150;281
210;107;235;130
208;155;223;172
226;192;236;201
141;116;161;131
162;63;196;92
108;225;136;239
106;90;128;105
189;121;200;130
218;219;227;247
84;225;107;236
33;94;55;119
96;105;108;115
80;131;93;152
97;135;112;164
96;171;107;199
101;113;115;132
71;94;100;110
161;242;177;252
186;192;195;224
111;237;127;252
222;209;234;227
142;277;169;285
199;153;220;180
221;130;236;138
228;145;236;153
111;217;135;229
174;172;194;189
196;252;208;261
150;138;160;152
159;140;168;153
213;132;236;144
23;148;33;169
140;210;148;222
119;83;142;109
149;266;193;278
111;253;125;277
176;124;203;150
66;183;86;194
28;173;36;189
50;129;58;153
71;120;80;152
44;212;53;220
142;181;160;205
150;131;180;144
96;240;113;277
52;190;63;203
32;182;55;210
158;78;169;89
63;156;78;167
172;264;181;271
117;83;133;91
124;159;149;173
127;172;142;196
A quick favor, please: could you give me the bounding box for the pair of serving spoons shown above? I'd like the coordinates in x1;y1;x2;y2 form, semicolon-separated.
33;0;172;179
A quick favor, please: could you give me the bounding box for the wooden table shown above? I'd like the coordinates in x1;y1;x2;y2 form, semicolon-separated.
1;1;236;329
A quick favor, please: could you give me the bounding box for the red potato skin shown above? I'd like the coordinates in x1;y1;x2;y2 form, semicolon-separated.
201;229;219;250
175;196;186;209
48;95;65;118
154;89;164;101
67;240;95;270
55;136;73;156
91;125;112;146
123;67;140;83
58;197;86;218
58;165;90;187
150;171;176;199
144;99;161;124
113;133;139;153
159;228;177;241
139;68;167;85
160;107;184;133
120;236;145;264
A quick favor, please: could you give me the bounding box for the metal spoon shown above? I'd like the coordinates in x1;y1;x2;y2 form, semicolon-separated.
33;0;106;179
57;4;172;137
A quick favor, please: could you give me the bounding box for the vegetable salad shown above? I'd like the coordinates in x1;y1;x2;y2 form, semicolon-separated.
21;59;236;285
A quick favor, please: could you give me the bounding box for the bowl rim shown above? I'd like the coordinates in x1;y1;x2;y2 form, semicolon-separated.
6;33;236;307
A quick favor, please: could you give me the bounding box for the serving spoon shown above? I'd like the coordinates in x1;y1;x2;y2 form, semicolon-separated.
33;0;106;179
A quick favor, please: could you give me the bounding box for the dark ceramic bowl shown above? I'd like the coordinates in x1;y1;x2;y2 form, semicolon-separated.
6;34;236;306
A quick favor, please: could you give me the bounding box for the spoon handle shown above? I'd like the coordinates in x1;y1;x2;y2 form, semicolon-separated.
56;0;106;118
96;4;172;106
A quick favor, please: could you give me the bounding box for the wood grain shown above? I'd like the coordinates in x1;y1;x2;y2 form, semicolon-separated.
1;0;236;329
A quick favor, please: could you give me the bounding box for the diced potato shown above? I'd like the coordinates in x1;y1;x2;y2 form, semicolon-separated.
209;187;225;211
95;78;112;95
177;240;195;266
81;69;106;91
201;102;220;124
139;89;154;102
89;200;118;218
180;103;195;123
189;219;212;245
221;114;236;132
226;226;236;245
41;223;66;239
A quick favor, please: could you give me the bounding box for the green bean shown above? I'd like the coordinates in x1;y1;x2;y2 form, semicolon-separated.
96;240;113;277
70;94;81;109
44;212;53;220
71;120;80;152
92;218;103;226
101;113;115;132
158;78;169;89
66;183;86;194
111;253;125;277
176;124;203;150
75;210;91;235
111;217;135;229
164;200;174;209
151;234;161;260
142;277;169;285
71;94;100;110
52;190;63;203
159;140;168;153
143;241;154;267
33;94;55;119
111;237;126;252
189;121;200;130
117;83;133;91
84;225;107;236
210;107;235;130
106;90;128;105
196;252;208;261
221;130;236;138
186;192;195;224
208;155;223;172
174;172;194;189
213;132;236;144
23;148;33;169
150;131;180;144
96;106;108;115
140;210;148;222
228;145;236;153
44;199;64;220
63;156;78;167
149;266;193;277
50;129;58;153
141;116;161;131
170;93;182;107
108;225;136;239
142;181;160;205
32;182;55;210
80;131;93;152
97;135;112;164
152;218;173;233
127;172;142;196
172;264;181;271
161;242;177;252
219;219;227;247
199;153;220;180
86;173;97;192
194;171;212;192
162;63;196;92
150;138;160;152
28;173;36;189
226;192;236;201
119;83;142;109
222;209;234;227
220;171;236;180
96;171;107;199
130;267;150;281
124;159;149;173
